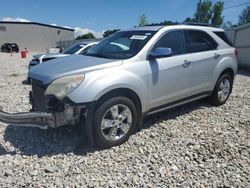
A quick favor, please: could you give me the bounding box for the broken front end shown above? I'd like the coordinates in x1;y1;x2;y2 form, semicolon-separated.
0;77;89;129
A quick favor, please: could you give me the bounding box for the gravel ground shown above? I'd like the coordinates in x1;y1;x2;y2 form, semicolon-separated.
0;52;249;187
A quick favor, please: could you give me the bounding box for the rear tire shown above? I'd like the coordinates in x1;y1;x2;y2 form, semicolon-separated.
93;97;138;148
209;74;233;106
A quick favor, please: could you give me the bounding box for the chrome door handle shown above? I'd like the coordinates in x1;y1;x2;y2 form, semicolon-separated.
183;60;191;68
214;53;220;59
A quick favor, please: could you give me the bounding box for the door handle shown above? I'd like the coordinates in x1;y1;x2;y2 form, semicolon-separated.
213;53;220;59
183;60;191;68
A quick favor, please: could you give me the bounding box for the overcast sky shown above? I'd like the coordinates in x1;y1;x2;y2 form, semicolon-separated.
0;0;249;37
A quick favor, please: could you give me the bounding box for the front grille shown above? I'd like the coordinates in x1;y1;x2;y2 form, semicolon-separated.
31;80;47;112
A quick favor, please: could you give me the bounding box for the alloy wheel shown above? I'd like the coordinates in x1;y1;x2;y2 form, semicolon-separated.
218;78;230;102
101;104;132;141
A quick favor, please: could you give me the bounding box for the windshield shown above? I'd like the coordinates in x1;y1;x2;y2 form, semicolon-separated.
83;30;156;59
62;44;86;54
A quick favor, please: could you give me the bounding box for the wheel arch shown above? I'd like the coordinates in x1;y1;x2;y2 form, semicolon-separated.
218;67;235;80
95;88;142;115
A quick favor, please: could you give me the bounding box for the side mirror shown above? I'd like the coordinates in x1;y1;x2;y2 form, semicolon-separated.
148;47;173;60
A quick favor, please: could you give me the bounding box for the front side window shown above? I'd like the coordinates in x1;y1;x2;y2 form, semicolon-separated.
3;43;10;47
153;30;185;55
84;30;156;59
186;30;218;53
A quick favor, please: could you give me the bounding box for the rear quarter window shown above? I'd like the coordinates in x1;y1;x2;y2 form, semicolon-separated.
213;31;234;47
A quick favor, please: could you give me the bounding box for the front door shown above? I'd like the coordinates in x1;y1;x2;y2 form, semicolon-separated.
147;30;193;110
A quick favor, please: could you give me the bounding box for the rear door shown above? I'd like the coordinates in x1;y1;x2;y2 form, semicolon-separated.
185;30;219;94
147;30;193;109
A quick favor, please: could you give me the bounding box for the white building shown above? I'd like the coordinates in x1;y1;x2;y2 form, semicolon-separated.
0;21;74;52
226;23;250;68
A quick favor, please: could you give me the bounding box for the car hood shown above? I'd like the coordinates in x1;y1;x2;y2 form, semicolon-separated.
33;53;69;60
29;55;122;85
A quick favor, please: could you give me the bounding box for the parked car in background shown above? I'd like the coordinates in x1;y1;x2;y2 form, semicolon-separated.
28;41;98;69
26;41;98;84
1;43;19;53
0;25;237;148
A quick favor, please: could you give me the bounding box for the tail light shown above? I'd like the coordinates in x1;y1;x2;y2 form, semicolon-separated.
235;49;239;62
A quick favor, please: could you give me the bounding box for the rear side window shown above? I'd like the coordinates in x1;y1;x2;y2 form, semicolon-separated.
186;30;218;53
153;30;185;55
213;31;234;47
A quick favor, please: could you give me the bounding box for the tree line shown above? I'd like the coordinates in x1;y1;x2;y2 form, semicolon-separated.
76;0;250;39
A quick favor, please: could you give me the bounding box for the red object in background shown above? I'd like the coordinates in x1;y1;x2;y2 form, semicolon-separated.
21;51;26;58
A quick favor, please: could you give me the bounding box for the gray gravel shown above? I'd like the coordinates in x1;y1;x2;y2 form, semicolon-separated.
0;52;249;187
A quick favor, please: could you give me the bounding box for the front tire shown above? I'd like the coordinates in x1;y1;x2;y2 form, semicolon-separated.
209;74;233;106
93;97;138;148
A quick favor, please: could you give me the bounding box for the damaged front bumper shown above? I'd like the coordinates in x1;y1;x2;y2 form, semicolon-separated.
0;104;84;129
0;79;90;131
0;102;96;145
0;106;53;129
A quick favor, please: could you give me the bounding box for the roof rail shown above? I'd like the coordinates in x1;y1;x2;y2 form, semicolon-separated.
182;22;214;27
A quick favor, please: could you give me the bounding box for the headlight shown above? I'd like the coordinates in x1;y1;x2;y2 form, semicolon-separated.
45;74;85;99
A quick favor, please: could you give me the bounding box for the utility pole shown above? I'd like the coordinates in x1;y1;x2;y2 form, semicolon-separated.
198;0;202;22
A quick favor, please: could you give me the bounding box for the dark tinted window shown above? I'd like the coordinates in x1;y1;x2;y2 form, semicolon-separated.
153;30;185;55
186;30;218;53
3;43;10;47
214;31;233;47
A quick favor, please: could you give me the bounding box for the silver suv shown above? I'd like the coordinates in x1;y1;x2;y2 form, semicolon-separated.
0;25;238;148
